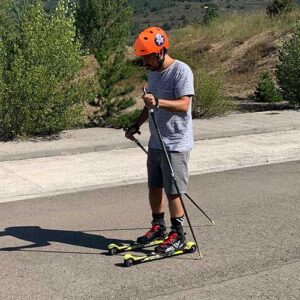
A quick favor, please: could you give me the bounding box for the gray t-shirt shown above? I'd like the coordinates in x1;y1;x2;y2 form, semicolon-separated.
147;60;194;152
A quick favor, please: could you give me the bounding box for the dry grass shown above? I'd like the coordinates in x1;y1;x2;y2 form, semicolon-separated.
169;9;300;100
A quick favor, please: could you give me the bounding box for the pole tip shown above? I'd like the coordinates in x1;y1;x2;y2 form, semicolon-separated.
199;252;203;259
211;220;215;225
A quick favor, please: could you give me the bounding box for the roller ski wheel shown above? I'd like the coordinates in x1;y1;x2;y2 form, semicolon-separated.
108;246;118;256
122;242;197;267
189;244;197;253
107;239;164;255
124;258;134;268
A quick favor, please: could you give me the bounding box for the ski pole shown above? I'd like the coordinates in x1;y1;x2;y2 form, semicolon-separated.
123;128;148;155
184;193;215;225
132;136;148;155
143;88;202;258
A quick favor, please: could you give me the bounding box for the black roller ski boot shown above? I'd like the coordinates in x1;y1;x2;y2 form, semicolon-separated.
136;223;167;244
154;228;186;255
155;216;186;255
108;213;166;255
108;222;166;255
136;212;167;244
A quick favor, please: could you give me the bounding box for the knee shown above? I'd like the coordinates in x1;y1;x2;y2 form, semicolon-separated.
149;187;163;198
167;194;180;202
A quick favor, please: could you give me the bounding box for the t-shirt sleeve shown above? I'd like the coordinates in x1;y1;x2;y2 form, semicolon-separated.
174;64;195;99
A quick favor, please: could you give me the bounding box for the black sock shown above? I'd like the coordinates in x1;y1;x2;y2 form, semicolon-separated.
171;216;185;236
152;212;165;226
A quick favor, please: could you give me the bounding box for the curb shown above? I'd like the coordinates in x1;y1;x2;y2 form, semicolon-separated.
0;125;298;162
238;101;293;112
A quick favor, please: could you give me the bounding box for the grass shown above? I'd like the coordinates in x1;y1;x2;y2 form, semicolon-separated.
167;9;300;101
171;10;300;50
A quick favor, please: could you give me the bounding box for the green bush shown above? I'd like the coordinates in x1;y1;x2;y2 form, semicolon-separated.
193;70;234;118
107;109;142;129
0;0;22;68
267;0;294;17
0;0;91;138
255;72;283;102
0;41;5;110
203;4;219;25
276;21;300;106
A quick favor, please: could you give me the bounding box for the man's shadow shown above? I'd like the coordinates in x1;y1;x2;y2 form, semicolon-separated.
0;226;132;254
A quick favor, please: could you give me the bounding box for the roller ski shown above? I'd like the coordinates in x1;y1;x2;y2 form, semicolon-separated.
108;239;164;255
108;224;166;255
123;241;198;267
123;230;201;267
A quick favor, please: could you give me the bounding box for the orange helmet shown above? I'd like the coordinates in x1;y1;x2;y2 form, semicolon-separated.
133;27;169;56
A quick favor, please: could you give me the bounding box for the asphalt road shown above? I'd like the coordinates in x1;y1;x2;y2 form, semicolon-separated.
0;161;299;300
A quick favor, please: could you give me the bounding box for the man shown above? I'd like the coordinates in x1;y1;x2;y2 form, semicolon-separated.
125;27;194;254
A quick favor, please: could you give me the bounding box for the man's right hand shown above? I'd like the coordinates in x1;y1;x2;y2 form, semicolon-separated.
125;124;140;140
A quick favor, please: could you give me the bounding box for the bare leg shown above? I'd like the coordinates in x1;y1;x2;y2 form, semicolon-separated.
167;194;184;218
136;187;166;244
149;187;164;213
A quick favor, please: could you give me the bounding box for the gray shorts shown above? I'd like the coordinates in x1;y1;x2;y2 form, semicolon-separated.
147;148;190;195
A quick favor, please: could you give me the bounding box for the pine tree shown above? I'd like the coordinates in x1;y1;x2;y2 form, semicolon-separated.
76;0;138;127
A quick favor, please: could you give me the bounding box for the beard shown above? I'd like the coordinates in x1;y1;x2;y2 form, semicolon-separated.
144;63;162;72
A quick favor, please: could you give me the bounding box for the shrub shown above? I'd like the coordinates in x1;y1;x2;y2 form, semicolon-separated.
255;72;283;102
267;0;294;17
162;22;172;31
0;0;22;68
0;40;5;109
276;20;300;106
193;69;234;118
203;4;219;25
0;0;90;138
107;109;142;129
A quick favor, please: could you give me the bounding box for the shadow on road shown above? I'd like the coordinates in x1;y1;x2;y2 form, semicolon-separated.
81;225;210;233
0;226;132;253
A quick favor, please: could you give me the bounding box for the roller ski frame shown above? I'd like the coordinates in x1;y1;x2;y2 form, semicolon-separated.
108;239;164;255
123;241;198;267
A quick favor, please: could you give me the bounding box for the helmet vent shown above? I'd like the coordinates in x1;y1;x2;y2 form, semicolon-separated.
144;37;148;40
149;31;153;33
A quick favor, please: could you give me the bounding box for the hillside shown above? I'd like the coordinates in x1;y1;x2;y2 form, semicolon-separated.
130;0;273;34
120;9;300;110
169;9;300;103
37;1;300;33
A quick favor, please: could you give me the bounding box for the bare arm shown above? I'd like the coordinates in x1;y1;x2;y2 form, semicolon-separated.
143;94;191;113
157;96;191;112
125;106;149;140
135;105;149;127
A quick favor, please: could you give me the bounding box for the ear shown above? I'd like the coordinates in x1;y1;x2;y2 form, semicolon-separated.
158;48;165;59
